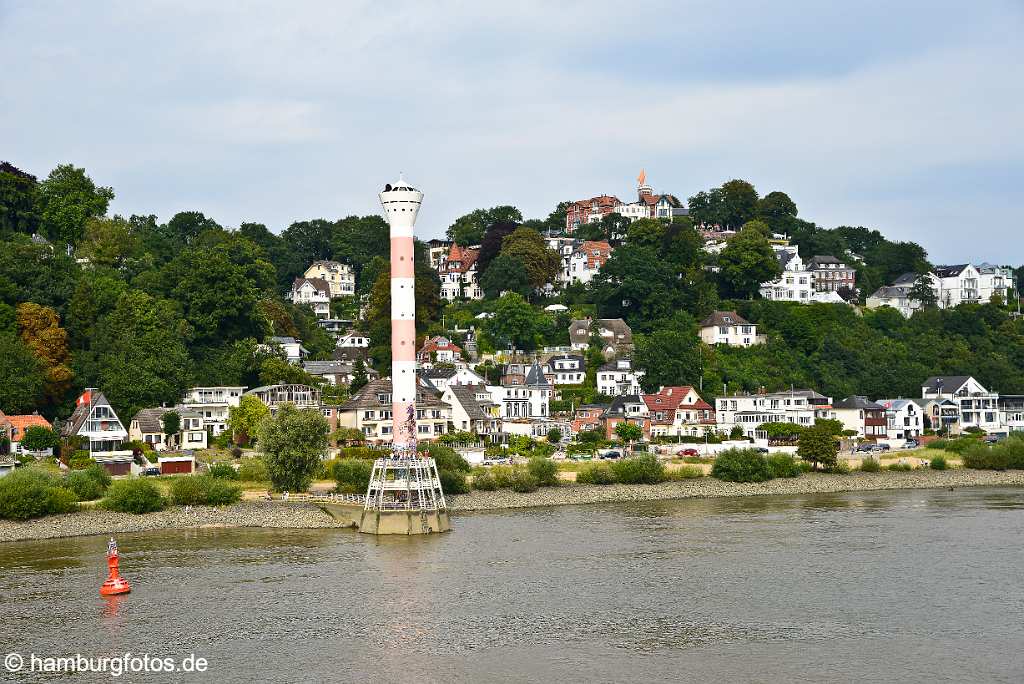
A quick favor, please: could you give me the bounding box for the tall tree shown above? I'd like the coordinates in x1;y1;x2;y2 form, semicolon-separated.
634;326;701;393
0;333;46;414
16;303;73;406
165;211;221;246
483;292;543;351
625;218;666;250
720;179;760;228
228;394;270;446
0;162;40;237
0;235;79;313
480;253;532;299
447;206;522;246
36;164;114;247
718;224;781;298
257;403;328;492
477;220;519;274
591;245;688;329
756;191;798;233
909;275;939;310
331;215;389;283
79;216;144;268
499;226;560;289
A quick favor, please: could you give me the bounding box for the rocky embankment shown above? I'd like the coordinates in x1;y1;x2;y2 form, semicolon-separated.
0;502;342;543
447;469;1024;511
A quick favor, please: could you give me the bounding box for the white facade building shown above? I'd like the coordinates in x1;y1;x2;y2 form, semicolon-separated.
179;386;245;436
876;399;923;441
922;375;1001;433
715;390;834;438
289;277;331;319
596;358;644;396
259;336;308;364
700;311;763;347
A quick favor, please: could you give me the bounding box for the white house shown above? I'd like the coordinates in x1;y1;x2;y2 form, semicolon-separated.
543;353;586;385
61;390;130;456
596;358;644;396
179;386;245;436
876;399;923;441
244;384;321;414
438;244;483;301
337;379;450;442
337;331;370;348
998;395;1024;434
643;386;716;437
563;241;611;285
866;273;930;318
976;263;1013;302
833;396;888;439
259;336;308;364
128;407;208;451
715;390;834;439
760;248;814;303
700;311;764;347
441;384;502;437
932;264;982;308
487;364;551;420
922;375;1001;433
288;277;331;319
304;260;355;298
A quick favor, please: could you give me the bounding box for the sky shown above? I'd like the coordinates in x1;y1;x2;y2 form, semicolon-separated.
2;1;1022;264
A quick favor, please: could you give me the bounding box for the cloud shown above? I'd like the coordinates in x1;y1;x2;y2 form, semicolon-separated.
1;0;1021;262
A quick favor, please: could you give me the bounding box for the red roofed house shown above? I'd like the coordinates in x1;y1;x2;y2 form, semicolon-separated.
565;195;622;233
439;244;483;301
564;240;612;285
7;414;54;456
643;386;716;438
417;336;463;367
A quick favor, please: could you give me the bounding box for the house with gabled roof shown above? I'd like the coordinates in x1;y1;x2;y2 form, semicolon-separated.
128;407;207;451
833;396;887;439
922;375;1000;433
61;390;130;456
700;311;764;347
439;243;483;301
288;277;331;319
442;384;502;437
602;395;650;440
304;260;355;298
5;414;53;456
569;317;633;358
643;386;715;437
337;378;450;442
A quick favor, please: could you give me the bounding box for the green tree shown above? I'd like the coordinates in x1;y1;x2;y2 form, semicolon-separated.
36;164;114;247
349;359;368;392
591;245;688;328
719;224;782;298
92;291;193;421
331;215;389;282
165;211;221;247
0;162;40;237
477;220;519;274
625;218;666;249
256;403;329;492
634;327;701;392
910;275;938;309
798;424;839;470
447;206;522;246
161;410;181;448
480;253;531;299
0;333;46;414
19;425;60;453
0;235;79;313
483;293;543;350
756;191;798;232
546;427;562;443
227;395;270;446
499;227;560;289
78;216;144;268
614;422;643;453
720;179;760;228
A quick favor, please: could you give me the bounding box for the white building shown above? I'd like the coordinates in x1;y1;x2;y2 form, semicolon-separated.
700;311;764;347
289;277;331;319
60;390;130;456
128;407;208;451
244;384;321;414
715;390;834;439
976;263;1013;302
876;399;923;441
259;336;308;364
487;364;551;420
337;331;370;348
866;274;928;318
304;260;355;298
179;386;245;436
438;244;483;301
543;353;586;385
832;396;888;439
922;375;1001;433
563;241;612;285
596;358;644;396
759;248;814;303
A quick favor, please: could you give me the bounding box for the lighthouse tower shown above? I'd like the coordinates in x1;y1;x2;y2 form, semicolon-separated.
359;176;451;535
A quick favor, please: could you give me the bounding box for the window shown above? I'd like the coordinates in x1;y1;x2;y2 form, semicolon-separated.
418;425;430;434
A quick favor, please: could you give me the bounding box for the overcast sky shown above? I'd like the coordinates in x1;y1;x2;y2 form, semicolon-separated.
3;1;1022;263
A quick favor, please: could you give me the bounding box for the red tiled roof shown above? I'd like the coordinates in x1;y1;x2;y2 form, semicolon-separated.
7;414;51;438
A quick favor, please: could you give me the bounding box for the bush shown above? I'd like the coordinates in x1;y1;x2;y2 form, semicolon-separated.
859;457;881;473
611;454;665;484
827;460;851;474
332;458;373;494
665;465;704;481
230;447;243;459
65;464;111;501
169;474;242;506
941;437;980;454
509;469;539;493
102;478;165;514
208;463;239;480
471;471;498;491
490;465;517;489
527;457;559;487
929;454;948;470
887;462;913;472
766;453;802;478
439;469;469;494
0;469;78;520
68;451;92;470
424;444;472;473
576;463;616;485
237;457;270;482
337;446;380;460
711;448;773;483
962;445;1009;470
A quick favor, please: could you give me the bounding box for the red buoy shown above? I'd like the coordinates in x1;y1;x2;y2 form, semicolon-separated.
100;537;131;596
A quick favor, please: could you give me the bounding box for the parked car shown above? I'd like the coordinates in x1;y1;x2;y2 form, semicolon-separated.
902;439;919;449
983;434;1001;444
756;447;769;454
676;448;699;457
142;466;161;476
875;443;891;451
599;450;621;460
855;444;876;453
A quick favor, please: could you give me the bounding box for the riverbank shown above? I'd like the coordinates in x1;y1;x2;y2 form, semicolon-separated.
447;468;1024;511
3;469;1024;542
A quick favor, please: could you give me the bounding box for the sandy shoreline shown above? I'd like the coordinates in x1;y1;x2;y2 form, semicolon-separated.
2;469;1023;542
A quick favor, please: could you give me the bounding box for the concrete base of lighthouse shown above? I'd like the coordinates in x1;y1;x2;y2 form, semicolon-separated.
358;456;451;535
358;508;451;535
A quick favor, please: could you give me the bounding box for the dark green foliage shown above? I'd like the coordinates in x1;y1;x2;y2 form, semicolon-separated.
65;464;111;501
169;474;242;506
0;333;46;413
766;453;802;478
102;478;165;514
331;459;373;494
887;463;914;472
424;443;471;472
576;463;616;485
0;469;78;519
439;469;470;494
508;469;539;493
208;463;239;479
526;457;559;487
929;454;948;470
610;454;665;484
962;438;1024;470
798;425;839;470
711;448;773;482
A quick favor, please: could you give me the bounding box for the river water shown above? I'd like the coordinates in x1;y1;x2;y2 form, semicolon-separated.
2;487;1023;683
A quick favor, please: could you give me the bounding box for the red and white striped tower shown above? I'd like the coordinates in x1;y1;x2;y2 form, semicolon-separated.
361;177;450;534
379;176;422;457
